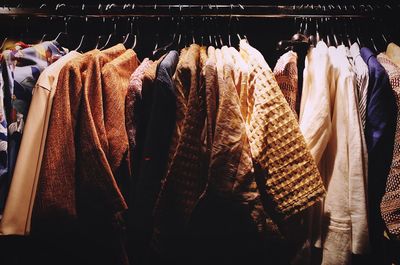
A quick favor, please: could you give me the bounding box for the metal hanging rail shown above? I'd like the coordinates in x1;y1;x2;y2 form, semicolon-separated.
0;4;397;18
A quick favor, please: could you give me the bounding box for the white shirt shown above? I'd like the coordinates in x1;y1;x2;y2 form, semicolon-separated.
320;45;369;265
299;41;332;165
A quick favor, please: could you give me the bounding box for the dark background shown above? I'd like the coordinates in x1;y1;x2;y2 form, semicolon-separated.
0;1;399;265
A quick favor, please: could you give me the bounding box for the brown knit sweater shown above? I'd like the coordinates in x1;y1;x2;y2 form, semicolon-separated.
33;45;128;229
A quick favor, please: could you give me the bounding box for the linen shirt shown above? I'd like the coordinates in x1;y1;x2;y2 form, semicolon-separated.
320;46;369;265
299;41;332;165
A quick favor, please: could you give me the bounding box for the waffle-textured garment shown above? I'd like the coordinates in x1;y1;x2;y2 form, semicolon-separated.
378;53;400;240
125;58;153;173
239;40;325;218
387;42;400;68
273;51;299;117
153;45;207;249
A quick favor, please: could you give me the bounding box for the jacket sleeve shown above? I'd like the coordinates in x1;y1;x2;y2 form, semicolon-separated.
32;61;83;230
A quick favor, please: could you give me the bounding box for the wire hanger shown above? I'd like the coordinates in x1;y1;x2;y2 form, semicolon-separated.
277;8;310;55
74;16;91;52
122;17;138;50
99;16;119;50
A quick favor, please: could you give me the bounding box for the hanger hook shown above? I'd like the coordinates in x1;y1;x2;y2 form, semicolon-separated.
55;3;66;11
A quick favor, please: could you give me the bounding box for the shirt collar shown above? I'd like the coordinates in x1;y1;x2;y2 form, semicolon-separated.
386;42;400;66
350;42;360;58
360;47;375;64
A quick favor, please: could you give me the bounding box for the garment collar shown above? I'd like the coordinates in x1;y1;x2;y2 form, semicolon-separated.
350;42;360;58
360;47;375;64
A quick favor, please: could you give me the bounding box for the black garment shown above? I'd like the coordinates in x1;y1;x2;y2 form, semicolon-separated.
129;50;179;264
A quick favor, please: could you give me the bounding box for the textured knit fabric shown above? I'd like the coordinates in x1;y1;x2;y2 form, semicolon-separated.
320;46;369;265
0;51;81;235
101;49;139;202
152;45;207;254
361;47;397;263
130;51;178;263
299;41;332;165
386;42;400;68
125;58;153;173
350;43;369;129
240;40;325;218
33;45;127;230
0;41;66;215
273;51;299;116
378;53;400;240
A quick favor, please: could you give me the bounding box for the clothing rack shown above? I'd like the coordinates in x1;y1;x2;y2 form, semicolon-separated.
0;4;398;18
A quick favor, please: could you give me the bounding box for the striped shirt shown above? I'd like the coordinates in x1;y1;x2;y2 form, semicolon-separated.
350;43;369;129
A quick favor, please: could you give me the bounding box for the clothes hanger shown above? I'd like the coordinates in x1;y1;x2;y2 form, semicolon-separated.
276;15;310;54
152;17;161;53
199;16;205;46
190;16;196;45
74;17;94;52
183;16;190;48
122;17;138;50
217;17;224;47
152;15;180;59
344;18;352;48
99;17;120;51
121;5;138;50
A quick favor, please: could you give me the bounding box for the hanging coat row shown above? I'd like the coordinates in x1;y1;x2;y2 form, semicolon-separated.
0;29;400;265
